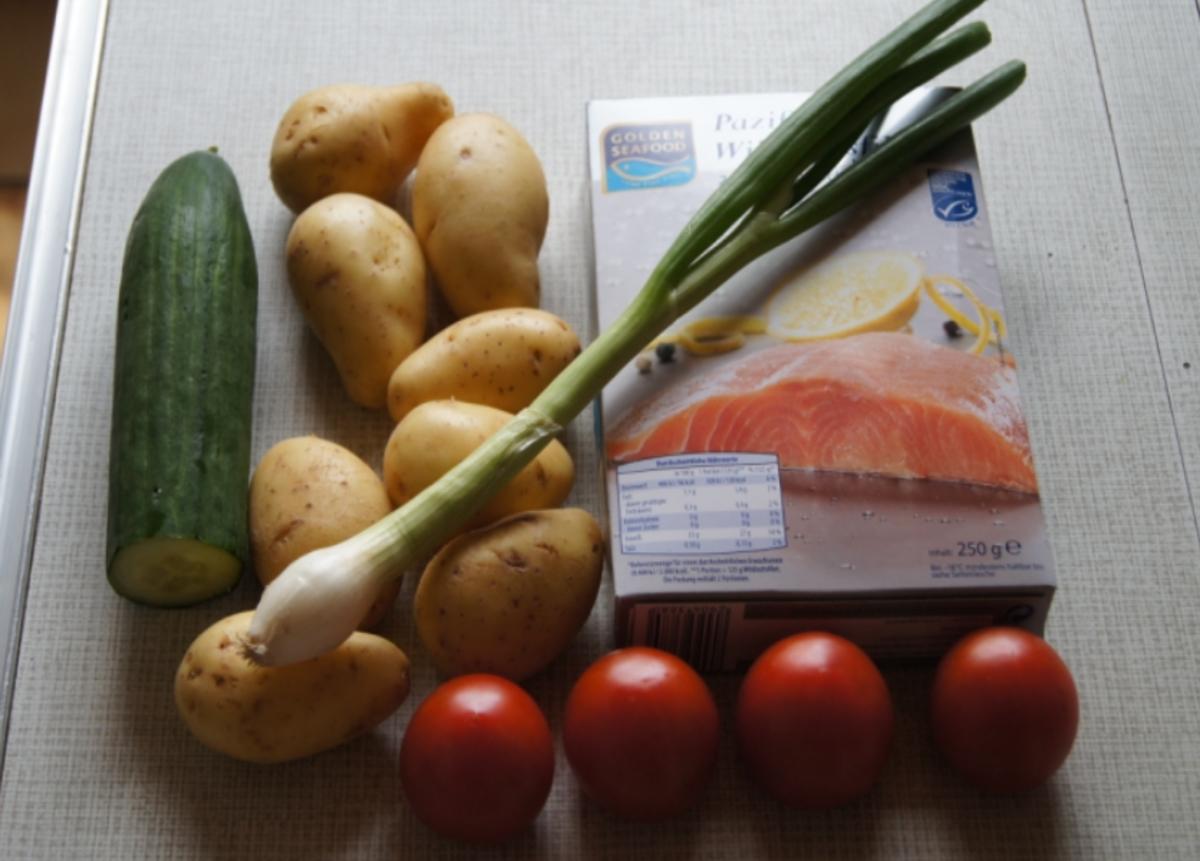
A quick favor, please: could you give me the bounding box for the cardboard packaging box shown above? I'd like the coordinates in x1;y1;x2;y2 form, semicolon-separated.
587;90;1055;671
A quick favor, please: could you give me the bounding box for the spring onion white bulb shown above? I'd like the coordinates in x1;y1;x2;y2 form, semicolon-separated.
242;544;389;666
242;0;1025;667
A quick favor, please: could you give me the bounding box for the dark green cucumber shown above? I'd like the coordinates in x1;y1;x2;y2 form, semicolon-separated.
107;150;258;606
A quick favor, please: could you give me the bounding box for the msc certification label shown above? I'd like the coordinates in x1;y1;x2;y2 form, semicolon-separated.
616;453;787;555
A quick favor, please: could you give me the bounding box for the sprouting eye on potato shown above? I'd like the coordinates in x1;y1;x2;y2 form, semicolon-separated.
412;112;549;318
286;193;426;408
175;611;410;763
383;400;574;531
249;436;399;629
269;82;454;213
386;308;580;423
415;508;604;681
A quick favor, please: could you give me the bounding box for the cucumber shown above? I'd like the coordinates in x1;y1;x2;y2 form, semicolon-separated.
106;150;258;607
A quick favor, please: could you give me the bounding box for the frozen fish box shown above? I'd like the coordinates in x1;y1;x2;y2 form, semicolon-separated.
587;90;1055;671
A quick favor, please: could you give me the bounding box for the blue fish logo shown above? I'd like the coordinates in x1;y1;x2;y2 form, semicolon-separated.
928;168;978;222
604;122;696;192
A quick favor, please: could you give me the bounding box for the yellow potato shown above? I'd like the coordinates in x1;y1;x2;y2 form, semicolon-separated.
269;82;454;213
386;308;580;422
383;401;573;530
412;113;548;317
175;611;410;764
286;193;426;408
249;436;399;629
415;509;603;681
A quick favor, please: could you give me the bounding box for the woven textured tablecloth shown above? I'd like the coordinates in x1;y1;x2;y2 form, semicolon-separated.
2;1;1199;857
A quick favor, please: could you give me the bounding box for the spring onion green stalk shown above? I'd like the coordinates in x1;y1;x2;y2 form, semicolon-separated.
244;0;1026;666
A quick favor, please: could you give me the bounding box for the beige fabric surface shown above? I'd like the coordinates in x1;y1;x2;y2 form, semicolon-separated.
2;0;1199;857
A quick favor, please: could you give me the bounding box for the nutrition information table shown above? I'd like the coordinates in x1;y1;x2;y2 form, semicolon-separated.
615;453;788;555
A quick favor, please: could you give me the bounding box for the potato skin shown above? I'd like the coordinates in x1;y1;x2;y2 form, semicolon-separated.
249;436;399;629
270;82;454;213
415;509;603;681
386;308;580;422
412;113;548;317
175;611;410;764
286;193;426;408
383;401;574;530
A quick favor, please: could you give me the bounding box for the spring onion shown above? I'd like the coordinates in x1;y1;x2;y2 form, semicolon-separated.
244;0;1026;666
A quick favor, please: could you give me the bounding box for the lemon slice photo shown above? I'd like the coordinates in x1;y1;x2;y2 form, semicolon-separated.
765;250;924;341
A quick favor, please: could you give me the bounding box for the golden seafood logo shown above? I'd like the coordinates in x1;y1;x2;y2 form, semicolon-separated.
603;122;696;192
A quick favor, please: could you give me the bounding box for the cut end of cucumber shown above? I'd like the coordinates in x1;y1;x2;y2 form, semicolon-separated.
109;537;241;608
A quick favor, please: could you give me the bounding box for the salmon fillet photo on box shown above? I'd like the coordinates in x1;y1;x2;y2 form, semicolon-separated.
607;331;1037;495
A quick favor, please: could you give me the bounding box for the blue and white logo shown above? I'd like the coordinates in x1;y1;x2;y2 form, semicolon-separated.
603;122;696;192
928;168;978;222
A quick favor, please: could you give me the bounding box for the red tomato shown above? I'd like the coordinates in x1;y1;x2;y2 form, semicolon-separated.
931;627;1078;793
399;674;554;844
563;647;719;821
736;632;894;809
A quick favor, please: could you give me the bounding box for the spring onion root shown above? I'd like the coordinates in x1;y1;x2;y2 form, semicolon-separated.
245;0;1026;666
